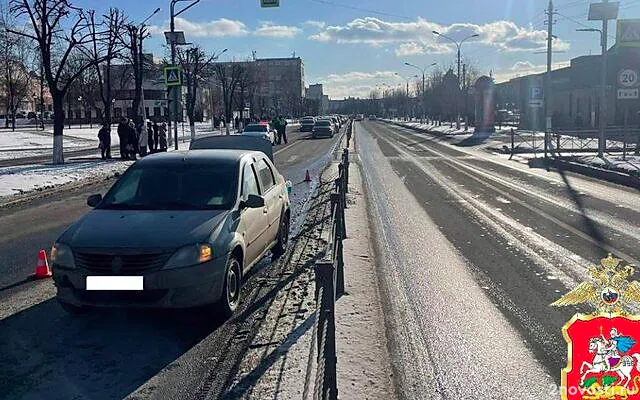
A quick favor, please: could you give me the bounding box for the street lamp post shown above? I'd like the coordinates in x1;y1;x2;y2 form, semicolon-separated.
577;28;607;157
135;8;161;126
404;62;436;123
432;31;479;129
170;0;200;150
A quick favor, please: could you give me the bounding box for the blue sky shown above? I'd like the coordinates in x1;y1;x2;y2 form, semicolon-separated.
76;0;640;98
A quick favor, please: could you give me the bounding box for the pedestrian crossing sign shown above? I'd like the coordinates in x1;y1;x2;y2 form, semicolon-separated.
164;66;182;87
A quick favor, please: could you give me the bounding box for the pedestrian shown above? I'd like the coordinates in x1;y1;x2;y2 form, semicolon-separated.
149;122;155;153
159;122;168;151
234;116;240;130
127;119;138;160
97;124;111;160
138;120;149;157
278;115;288;144
152;121;159;152
117;117;128;160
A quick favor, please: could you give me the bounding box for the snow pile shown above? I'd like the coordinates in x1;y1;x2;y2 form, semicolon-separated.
572;154;640;176
0;160;133;198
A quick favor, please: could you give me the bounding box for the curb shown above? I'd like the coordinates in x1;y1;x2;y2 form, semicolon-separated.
529;158;640;189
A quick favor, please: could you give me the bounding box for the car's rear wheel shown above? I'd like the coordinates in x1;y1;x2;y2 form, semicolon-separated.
58;300;89;314
215;255;241;318
272;213;289;257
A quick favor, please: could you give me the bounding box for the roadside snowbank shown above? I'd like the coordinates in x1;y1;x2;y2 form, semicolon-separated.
0;160;133;198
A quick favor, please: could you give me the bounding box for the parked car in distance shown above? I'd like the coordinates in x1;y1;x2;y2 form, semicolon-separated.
242;123;275;145
50;149;291;318
355;114;364;121
312;119;335;139
300;116;315;132
368;115;377;120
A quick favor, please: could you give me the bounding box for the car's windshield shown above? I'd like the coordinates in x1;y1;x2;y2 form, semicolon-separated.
99;163;238;210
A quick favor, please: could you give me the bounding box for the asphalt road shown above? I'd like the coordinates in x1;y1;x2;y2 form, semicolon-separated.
356;121;639;399
0;125;344;400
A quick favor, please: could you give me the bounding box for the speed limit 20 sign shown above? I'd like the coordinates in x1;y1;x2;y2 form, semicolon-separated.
618;69;638;87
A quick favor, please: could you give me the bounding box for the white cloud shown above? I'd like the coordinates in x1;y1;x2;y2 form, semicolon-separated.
493;60;571;82
149;17;248;38
394;42;450;56
310;17;569;54
322;70;407;99
303;20;326;29
324;71;399;83
255;23;301;38
324;84;375;99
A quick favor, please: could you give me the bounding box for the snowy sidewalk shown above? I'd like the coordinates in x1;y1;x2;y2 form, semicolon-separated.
334;140;396;399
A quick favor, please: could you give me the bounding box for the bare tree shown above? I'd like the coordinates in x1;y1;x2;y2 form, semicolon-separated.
88;8;126;132
177;45;219;140
0;6;33;130
214;62;244;135
8;0;110;163
116;23;147;124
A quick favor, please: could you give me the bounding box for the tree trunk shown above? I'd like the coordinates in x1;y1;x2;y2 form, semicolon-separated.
52;95;65;164
190;122;196;141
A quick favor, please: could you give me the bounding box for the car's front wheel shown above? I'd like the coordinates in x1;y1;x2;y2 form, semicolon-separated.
215;255;242;318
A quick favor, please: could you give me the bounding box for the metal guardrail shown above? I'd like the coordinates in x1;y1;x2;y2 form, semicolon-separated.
311;120;351;400
507;128;640;159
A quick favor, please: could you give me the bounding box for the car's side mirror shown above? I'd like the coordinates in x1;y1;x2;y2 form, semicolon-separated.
87;194;103;208
241;194;265;209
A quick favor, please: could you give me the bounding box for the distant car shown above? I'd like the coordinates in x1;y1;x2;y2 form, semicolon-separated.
51;149;291;317
330;116;340;129
355;114;364;121
368;115;377;121
312;119;335;139
300;116;315;132
242;123;275;145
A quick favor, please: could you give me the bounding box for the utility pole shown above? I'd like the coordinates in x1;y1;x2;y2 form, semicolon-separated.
139;27;146;121
544;0;555;159
169;0;199;150
170;4;178;150
599;0;609;158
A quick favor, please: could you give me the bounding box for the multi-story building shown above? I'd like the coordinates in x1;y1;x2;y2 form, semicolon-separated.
204;57;305;119
495;46;640;131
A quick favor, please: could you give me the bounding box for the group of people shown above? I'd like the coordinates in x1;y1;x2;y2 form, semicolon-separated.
99;117;169;161
270;116;288;144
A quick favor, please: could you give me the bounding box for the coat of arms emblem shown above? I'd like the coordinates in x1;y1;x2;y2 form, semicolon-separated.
552;254;640;399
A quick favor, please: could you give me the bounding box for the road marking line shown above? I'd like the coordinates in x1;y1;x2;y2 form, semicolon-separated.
376;123;640;243
274;139;303;155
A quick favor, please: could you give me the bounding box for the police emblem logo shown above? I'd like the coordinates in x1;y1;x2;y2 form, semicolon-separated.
552;254;640;399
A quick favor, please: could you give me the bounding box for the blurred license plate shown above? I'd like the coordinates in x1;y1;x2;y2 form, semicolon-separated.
86;276;143;291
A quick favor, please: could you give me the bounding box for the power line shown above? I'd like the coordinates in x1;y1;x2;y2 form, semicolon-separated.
307;0;413;20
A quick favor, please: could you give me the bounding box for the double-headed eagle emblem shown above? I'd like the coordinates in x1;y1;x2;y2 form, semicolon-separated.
551;254;640;315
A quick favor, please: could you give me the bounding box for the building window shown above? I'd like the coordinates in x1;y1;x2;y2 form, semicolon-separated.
164;107;169;116
154;107;161;116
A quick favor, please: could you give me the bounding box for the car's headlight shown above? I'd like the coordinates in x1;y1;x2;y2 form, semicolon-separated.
163;244;213;269
51;242;76;269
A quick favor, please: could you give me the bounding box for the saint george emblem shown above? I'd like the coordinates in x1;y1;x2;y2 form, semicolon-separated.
552;254;640;399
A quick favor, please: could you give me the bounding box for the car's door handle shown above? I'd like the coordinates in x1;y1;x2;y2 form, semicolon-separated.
263;208;268;214
278;194;283;199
